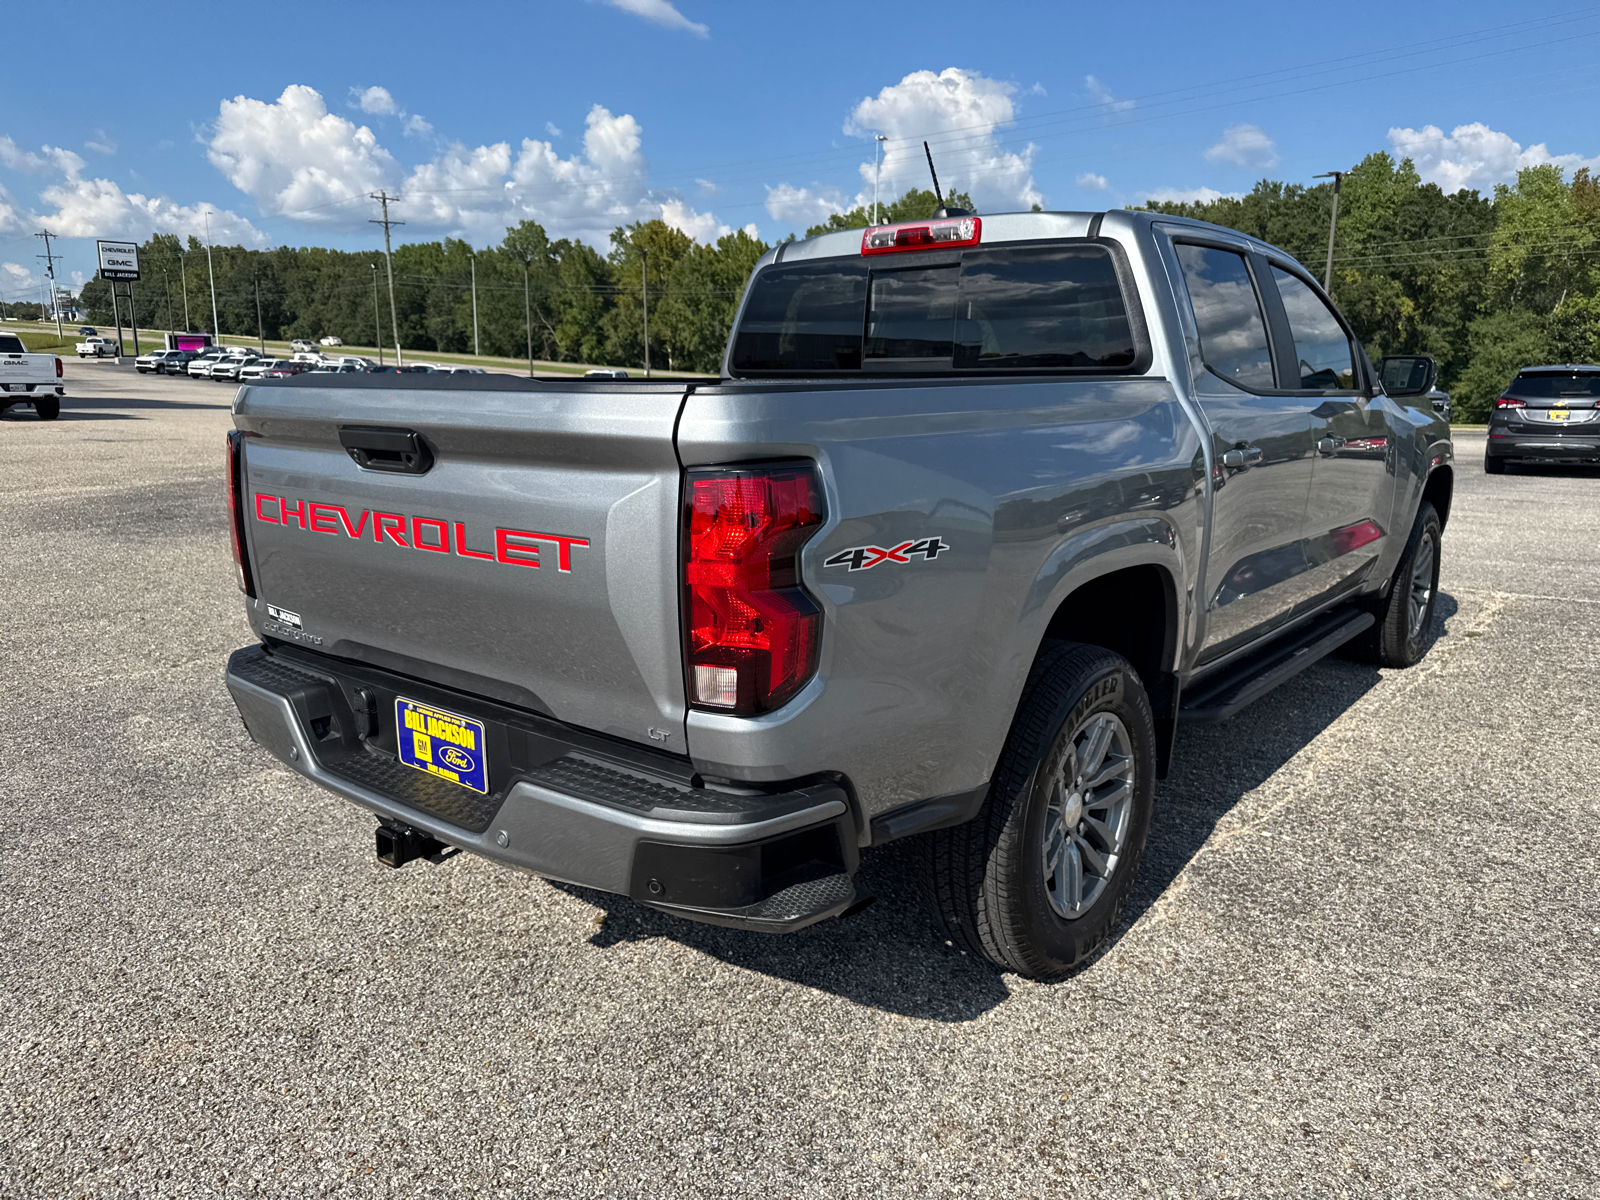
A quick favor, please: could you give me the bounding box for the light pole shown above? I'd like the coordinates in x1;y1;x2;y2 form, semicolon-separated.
470;252;480;357
371;263;383;364
1313;171;1344;297
521;254;534;377
163;270;174;333
254;275;265;352
203;208;220;340
873;135;887;225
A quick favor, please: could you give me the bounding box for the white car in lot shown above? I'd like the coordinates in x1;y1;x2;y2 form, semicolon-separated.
186;350;232;380
318;336;343;347
239;359;294;381
211;354;262;382
135;349;189;374
76;336;120;359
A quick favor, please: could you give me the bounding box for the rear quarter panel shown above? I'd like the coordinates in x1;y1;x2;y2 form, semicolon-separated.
677;376;1204;820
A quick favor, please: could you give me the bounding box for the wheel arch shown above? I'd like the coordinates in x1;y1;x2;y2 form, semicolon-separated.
1422;463;1453;529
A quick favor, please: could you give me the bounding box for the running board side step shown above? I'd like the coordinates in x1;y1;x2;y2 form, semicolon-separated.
1180;608;1375;724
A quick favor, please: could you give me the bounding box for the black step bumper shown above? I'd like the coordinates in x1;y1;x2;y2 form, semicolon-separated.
225;643;859;932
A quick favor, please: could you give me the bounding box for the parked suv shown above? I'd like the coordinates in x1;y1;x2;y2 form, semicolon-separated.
1485;365;1600;472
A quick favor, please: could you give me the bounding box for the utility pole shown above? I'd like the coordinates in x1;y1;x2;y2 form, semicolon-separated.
640;245;650;378
521;255;534;376
203;208;220;340
371;263;383;365
873;135;887;225
368;190;404;367
254;275;265;352
35;231;64;339
470;252;480;357
163;270;174;333
178;249;191;332
1313;171;1344;297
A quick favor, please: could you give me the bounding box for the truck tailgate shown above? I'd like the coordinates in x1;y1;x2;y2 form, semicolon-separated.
233;379;690;748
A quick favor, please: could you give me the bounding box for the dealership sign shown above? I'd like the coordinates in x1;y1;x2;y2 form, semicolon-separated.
97;240;140;281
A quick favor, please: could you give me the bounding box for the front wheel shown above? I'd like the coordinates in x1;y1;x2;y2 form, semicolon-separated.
922;643;1155;980
1351;501;1442;668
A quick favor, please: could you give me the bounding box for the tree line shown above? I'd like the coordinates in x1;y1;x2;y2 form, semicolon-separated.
72;160;1599;414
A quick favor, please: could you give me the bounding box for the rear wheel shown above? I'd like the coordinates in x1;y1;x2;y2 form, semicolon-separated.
1350;501;1441;668
922;643;1155;980
1484;453;1506;475
34;397;60;420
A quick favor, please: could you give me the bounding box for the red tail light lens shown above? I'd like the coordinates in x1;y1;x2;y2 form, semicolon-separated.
685;463;824;714
55;357;63;378
862;216;981;255
1495;396;1525;409
225;430;256;597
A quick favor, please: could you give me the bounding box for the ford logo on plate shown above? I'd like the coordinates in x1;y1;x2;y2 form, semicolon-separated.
440;746;474;772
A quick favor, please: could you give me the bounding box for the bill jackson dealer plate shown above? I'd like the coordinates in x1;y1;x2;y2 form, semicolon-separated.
395;698;489;794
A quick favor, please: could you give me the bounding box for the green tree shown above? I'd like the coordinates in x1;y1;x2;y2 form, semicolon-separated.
804;187;977;238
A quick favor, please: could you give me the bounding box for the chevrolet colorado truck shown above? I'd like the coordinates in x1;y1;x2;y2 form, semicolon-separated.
0;332;65;419
223;209;1453;979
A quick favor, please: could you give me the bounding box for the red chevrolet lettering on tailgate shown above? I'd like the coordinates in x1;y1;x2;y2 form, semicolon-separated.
250;493;589;575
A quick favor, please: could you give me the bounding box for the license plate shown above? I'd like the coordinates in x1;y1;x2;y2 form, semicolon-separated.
394;697;488;794
1549;408;1570;421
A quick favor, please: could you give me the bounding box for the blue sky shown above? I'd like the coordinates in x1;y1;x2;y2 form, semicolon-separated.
4;0;1600;296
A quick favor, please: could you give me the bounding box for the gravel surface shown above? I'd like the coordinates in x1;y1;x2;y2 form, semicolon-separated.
3;369;1596;1198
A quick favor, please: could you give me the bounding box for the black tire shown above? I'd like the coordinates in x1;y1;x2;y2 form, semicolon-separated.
922;643;1156;980
1484;453;1506;475
1349;501;1441;668
34;397;60;420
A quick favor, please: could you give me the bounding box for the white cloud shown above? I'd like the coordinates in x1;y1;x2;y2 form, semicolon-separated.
3;261;42;294
1204;124;1279;169
208;85;402;220
695;177;719;196
85;131;117;155
1085;76;1135;115
833;67;1043;214
1145;186;1240;206
355;86;398;116
545;121;563;139
1388;122;1600;193
7;140;268;246
404;114;433;139
764;183;847;227
0;136;49;173
1076;172;1109;191
601;0;708;37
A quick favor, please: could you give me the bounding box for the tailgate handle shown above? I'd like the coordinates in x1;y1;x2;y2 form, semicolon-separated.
338;426;434;474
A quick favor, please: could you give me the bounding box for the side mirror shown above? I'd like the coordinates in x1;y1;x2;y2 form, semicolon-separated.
1379;354;1438;398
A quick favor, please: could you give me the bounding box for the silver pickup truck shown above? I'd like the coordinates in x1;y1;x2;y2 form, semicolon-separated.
224;209;1452;979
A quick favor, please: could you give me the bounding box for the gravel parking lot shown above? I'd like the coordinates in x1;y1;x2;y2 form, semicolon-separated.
3;365;1596;1198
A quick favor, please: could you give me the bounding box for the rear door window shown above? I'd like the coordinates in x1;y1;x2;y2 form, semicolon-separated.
1270;266;1356;390
1174;244;1275;390
730;261;868;372
955;245;1137;369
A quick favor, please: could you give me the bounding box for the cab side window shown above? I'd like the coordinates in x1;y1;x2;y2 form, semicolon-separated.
1270;266;1356;390
1174;244;1275;391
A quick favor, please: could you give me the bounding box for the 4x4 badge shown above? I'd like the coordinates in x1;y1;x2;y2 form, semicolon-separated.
824;537;949;571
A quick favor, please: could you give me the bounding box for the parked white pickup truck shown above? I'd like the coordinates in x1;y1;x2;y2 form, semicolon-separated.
76;336;120;358
0;332;65;420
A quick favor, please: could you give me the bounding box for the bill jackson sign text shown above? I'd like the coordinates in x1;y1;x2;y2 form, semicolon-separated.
96;240;140;282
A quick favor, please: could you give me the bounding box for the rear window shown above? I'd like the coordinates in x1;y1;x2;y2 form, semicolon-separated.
730;243;1140;375
1507;371;1600;399
0;335;26;354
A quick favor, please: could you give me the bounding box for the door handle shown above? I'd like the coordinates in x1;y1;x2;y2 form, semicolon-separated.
338;425;434;474
1318;436;1346;455
1220;446;1264;468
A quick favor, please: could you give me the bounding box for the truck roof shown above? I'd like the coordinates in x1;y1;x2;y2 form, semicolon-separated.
765;208;1278;268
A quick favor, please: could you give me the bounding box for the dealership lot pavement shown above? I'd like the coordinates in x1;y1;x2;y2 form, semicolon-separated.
3;366;1596;1198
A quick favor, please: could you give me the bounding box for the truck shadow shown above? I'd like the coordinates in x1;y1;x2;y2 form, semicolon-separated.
558;593;1458;1021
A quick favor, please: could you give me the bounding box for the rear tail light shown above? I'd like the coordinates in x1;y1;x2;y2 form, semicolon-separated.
1495;396;1525;409
225;430;256;597
684;462;824;714
862;215;981;255
55;357;63;378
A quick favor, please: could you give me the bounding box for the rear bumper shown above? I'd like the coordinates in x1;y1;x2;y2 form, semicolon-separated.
1488;431;1600;459
225;643;859;932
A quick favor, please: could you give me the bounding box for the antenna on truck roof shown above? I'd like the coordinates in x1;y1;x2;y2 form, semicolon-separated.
923;140;972;219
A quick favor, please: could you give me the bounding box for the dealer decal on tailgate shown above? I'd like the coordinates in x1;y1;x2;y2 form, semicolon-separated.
395;698;488;794
253;493;589;573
